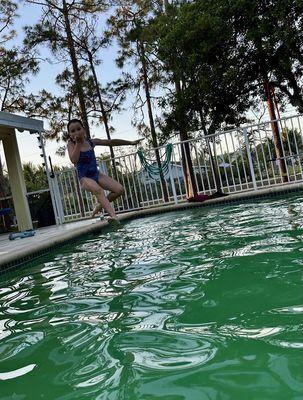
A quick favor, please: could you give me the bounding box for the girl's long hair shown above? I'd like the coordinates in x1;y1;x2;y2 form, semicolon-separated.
67;118;84;132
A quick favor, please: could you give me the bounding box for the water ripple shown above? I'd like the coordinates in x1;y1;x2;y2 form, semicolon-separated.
0;194;303;399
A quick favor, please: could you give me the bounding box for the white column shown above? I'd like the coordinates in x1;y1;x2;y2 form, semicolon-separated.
2;128;33;231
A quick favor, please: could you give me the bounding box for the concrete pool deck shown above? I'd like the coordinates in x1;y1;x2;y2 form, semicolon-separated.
0;182;302;274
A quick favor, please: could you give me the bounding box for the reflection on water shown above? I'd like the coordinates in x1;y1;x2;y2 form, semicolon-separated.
0;195;303;399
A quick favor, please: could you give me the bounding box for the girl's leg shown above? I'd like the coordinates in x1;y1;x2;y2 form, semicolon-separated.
80;177;117;219
98;173;125;202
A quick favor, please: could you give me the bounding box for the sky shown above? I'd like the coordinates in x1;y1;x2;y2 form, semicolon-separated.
0;1;298;172
0;1;141;170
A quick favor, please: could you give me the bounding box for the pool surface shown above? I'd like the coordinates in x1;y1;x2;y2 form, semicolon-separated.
1;195;303;399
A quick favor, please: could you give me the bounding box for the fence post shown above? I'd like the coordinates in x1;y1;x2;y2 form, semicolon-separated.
53;175;65;224
243;128;258;190
168;163;178;204
38;132;62;225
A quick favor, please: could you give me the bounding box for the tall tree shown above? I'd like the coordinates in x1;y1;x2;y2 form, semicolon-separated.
150;1;254;194
149;0;303;191
108;0;169;201
153;0;255;135
229;0;303;113
230;0;303;182
72;20;116;158
24;0;107;136
0;48;39;112
154;0;303;132
69;17;130;180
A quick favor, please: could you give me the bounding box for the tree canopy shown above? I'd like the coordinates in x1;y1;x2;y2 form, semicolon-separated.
150;0;303;137
1;0;303;149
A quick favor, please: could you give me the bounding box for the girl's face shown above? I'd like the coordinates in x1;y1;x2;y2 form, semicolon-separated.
68;122;85;141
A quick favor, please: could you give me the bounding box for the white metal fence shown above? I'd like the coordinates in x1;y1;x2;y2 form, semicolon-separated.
49;114;303;223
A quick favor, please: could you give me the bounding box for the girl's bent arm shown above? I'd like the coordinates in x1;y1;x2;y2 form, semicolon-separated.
67;141;82;164
92;138;141;146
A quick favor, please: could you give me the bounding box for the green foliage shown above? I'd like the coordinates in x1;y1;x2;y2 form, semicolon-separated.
24;0;108;137
151;0;257;136
0;1;39;113
23;0;124;142
226;0;303;111
0;47;39;112
0;0;17;44
150;0;303;138
22;162;48;192
106;0;164;143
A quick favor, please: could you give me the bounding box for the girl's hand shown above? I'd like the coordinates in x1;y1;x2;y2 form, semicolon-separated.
75;134;84;144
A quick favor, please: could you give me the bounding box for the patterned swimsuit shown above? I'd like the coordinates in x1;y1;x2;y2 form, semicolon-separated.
73;139;99;183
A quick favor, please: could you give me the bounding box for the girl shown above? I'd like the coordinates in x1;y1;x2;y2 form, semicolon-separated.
67;118;141;222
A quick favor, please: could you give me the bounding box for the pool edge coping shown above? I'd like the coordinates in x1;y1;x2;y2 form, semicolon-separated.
1;182;303;274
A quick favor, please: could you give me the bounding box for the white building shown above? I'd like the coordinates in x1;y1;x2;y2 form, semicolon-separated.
139;163;208;185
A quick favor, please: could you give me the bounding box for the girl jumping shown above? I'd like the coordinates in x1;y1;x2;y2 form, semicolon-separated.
67;118;141;222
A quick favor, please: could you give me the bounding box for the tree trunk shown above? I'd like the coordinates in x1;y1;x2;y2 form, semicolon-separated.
174;80;198;197
62;0;90;136
199;110;224;193
265;81;288;182
162;0;197;198
87;51;118;180
139;41;169;202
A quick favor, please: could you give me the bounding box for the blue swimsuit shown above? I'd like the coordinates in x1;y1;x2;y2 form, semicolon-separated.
72;139;99;183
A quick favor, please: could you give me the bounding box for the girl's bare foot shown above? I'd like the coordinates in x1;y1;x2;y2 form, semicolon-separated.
92;203;103;218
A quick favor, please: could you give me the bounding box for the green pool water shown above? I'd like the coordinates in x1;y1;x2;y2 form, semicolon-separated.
0;195;303;399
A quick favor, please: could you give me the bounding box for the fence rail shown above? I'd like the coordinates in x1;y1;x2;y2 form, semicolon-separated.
46;113;303;223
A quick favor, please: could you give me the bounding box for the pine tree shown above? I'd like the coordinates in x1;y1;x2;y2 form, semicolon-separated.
70;17;128;179
107;0;169;201
24;0;107;136
0;0;17;44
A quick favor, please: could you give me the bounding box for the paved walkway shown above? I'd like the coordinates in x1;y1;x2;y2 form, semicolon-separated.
0;217;106;266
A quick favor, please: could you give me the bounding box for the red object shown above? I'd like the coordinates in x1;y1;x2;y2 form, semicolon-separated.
187;194;210;202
